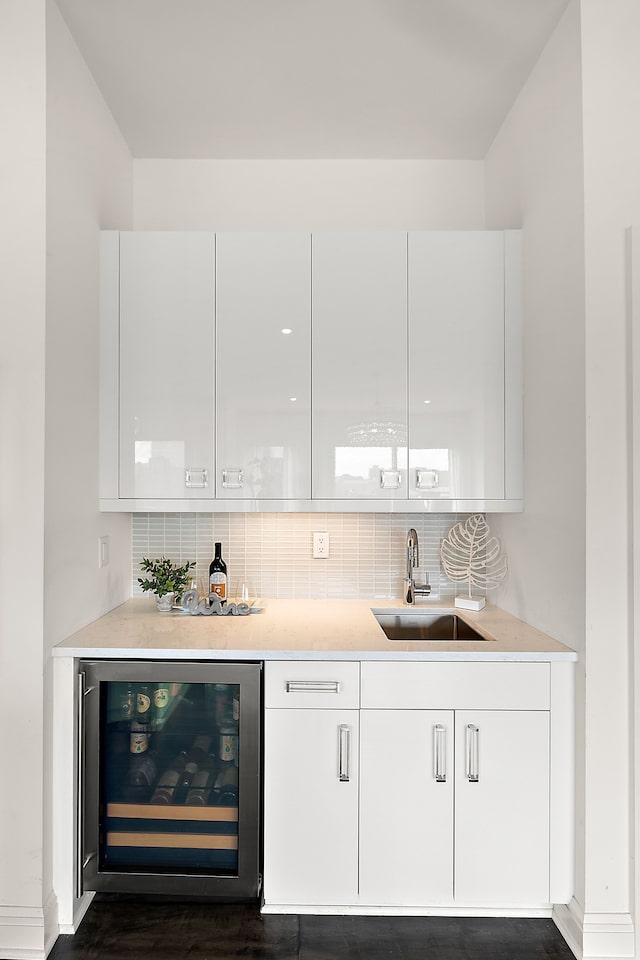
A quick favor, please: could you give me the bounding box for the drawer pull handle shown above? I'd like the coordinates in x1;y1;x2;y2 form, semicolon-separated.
285;680;341;694
338;724;350;782
434;724;447;782
467;723;479;782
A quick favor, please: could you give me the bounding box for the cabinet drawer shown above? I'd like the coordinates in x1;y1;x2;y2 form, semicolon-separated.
265;661;360;709
361;661;549;710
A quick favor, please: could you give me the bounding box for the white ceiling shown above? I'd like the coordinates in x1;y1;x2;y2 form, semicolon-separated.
55;0;571;160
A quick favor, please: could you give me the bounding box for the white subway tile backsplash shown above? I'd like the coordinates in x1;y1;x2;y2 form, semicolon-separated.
131;512;478;601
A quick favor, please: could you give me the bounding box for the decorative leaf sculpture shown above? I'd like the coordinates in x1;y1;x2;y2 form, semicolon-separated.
440;514;507;598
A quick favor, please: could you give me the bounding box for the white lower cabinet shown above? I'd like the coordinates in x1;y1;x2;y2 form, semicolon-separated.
359;709;454;905
264;660;569;912
263;662;360;906
454;710;549;906
359;707;549;908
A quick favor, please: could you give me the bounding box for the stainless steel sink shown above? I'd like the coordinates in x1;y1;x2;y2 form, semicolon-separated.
372;609;487;642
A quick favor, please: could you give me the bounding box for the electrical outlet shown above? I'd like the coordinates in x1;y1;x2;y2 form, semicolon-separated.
312;531;330;559
99;535;110;568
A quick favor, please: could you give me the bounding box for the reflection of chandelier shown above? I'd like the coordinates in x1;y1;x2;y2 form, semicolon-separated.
346;421;407;446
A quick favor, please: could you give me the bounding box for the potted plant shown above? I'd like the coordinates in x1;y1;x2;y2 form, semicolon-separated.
138;557;196;612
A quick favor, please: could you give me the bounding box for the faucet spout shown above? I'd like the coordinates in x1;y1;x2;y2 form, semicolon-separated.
404;528;431;604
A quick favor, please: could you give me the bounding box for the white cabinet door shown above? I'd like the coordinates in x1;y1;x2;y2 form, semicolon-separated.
119;232;215;499
408;232;505;500
263;708;359;905
216;233;311;499
455;710;550;906
360;709;454;905
312;233;407;499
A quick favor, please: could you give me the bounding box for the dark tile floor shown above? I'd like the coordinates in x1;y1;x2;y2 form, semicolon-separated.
48;898;575;960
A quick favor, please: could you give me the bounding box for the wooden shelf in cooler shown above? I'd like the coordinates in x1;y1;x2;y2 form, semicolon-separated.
106;802;238;822
106;831;238;850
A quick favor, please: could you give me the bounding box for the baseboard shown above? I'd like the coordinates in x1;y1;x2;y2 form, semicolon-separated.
262;903;553;917
43;893;58;958
0;893;57;960
553;898;635;959
554;901;583;958
57;892;94;936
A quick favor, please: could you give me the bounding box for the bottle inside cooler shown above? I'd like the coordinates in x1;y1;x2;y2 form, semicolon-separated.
100;678;243;877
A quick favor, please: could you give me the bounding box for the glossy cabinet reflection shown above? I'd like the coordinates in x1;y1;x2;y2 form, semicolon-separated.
119;232;215;499
312;233;408;499
408;232;505;500
216;233;311;499
101;229;522;509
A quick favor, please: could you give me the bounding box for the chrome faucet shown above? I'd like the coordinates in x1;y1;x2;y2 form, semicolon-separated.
404;528;431;604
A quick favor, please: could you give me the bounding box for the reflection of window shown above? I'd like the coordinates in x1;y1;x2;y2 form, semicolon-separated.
135;440;153;464
412;448;449;471
133;441;187;497
336;446;407;479
135;440;185;466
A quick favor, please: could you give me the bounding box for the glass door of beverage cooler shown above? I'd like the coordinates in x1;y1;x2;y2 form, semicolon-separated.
80;660;261;898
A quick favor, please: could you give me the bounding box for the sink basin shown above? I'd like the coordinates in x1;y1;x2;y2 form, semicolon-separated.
372;609;487;642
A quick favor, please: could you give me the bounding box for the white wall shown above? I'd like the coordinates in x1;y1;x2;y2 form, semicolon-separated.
579;0;640;938
484;0;585;655
44;0;134;932
487;1;640;953
45;0;132;648
484;3;587;913
0;2;48;955
133;158;485;230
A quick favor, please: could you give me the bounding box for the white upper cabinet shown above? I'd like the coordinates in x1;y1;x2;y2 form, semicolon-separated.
312;232;408;500
118;232;215;500
100;229;522;511
408;232;506;501
215;233;311;499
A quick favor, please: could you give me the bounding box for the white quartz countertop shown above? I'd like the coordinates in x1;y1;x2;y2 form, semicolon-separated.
53;598;577;661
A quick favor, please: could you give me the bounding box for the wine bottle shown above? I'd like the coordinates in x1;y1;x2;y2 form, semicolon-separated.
120;682;135;720
136;683;152;716
150;752;187;803
127;750;158;787
209;542;228;604
213;765;239;805
129;718;150;754
187;734;213;764
152;681;170;729
185;758;216;805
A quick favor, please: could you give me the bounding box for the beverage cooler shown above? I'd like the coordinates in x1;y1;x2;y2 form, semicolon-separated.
78;660;261;898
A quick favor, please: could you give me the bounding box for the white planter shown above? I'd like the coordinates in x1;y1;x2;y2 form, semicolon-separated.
155;592;175;613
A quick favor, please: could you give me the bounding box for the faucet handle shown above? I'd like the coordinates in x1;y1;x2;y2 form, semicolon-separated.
403;573;431;605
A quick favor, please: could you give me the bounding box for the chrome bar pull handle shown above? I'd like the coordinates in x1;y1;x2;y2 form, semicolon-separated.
467;723;479;782
338;724;351;782
434;724;447;782
286;680;341;694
